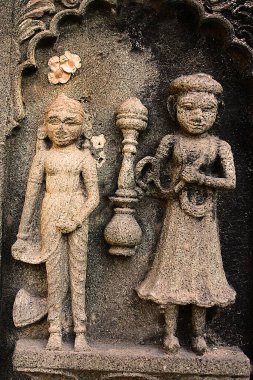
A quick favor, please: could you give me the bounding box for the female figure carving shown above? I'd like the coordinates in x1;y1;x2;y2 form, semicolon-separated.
136;74;236;355
12;94;99;351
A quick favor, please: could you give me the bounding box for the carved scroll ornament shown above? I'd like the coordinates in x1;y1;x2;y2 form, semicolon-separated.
203;0;253;48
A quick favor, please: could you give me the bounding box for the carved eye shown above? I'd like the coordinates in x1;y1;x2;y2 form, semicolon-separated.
66;121;76;125
48;117;60;125
64;117;82;125
183;105;194;110
203;106;215;112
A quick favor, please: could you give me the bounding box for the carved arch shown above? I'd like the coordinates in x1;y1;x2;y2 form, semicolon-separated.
181;0;253;74
11;0;253;133
11;0;116;130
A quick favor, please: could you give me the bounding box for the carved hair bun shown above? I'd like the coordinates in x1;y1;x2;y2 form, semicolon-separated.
169;73;223;95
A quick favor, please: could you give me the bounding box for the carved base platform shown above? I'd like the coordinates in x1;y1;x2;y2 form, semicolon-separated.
13;338;250;380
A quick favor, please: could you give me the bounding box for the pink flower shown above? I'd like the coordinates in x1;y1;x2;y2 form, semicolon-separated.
47;56;71;84
59;51;81;74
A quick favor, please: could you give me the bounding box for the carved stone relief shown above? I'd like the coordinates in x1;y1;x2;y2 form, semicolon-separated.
1;0;253;379
9;0;253;135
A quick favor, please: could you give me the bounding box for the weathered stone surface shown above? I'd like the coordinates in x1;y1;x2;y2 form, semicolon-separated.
13;338;250;378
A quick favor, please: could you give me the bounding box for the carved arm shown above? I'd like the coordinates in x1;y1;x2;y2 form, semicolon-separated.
201;141;236;190
17;152;45;238
78;149;99;223
136;134;175;195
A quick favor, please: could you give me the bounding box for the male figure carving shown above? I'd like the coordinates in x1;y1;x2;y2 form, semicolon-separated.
136;74;236;355
12;94;99;351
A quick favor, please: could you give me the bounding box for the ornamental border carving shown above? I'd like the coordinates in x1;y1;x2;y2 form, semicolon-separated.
10;0;253;135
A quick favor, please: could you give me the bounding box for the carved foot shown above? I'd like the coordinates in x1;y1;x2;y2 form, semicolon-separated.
74;333;91;352
192;336;207;355
164;334;180;354
46;333;63;351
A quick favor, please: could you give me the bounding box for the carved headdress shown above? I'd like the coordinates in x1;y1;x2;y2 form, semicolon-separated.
167;73;223;120
46;93;85;116
169;73;223;95
37;93;92;151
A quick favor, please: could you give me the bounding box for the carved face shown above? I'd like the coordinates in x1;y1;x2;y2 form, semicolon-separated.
45;108;83;146
176;92;218;135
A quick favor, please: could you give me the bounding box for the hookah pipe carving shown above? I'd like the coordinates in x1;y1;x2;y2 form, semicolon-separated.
104;98;148;256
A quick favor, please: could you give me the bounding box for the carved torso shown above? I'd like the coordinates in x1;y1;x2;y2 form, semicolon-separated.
172;134;219;218
45;148;86;195
41;147;88;227
172;134;218;182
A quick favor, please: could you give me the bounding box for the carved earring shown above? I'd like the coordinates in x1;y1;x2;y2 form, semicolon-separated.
36;126;48;152
167;95;177;121
37;126;47;140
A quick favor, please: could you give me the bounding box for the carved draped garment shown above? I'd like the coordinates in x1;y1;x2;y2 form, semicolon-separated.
40;148;88;261
38;147;98;333
137;135;236;308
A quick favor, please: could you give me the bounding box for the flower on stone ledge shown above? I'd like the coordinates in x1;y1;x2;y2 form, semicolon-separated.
59;51;82;74
47;51;81;85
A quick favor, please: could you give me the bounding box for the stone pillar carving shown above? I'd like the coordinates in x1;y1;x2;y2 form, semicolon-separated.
104;98;148;256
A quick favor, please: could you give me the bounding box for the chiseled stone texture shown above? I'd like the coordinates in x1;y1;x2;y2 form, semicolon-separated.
13;338;250;379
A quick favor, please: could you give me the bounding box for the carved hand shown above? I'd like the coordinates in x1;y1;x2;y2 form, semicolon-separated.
12;238;29;260
181;166;204;184
56;219;82;234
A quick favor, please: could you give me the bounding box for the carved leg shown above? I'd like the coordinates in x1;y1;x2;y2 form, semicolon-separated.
164;304;180;354
191;305;207;355
68;224;90;352
45;233;68;351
